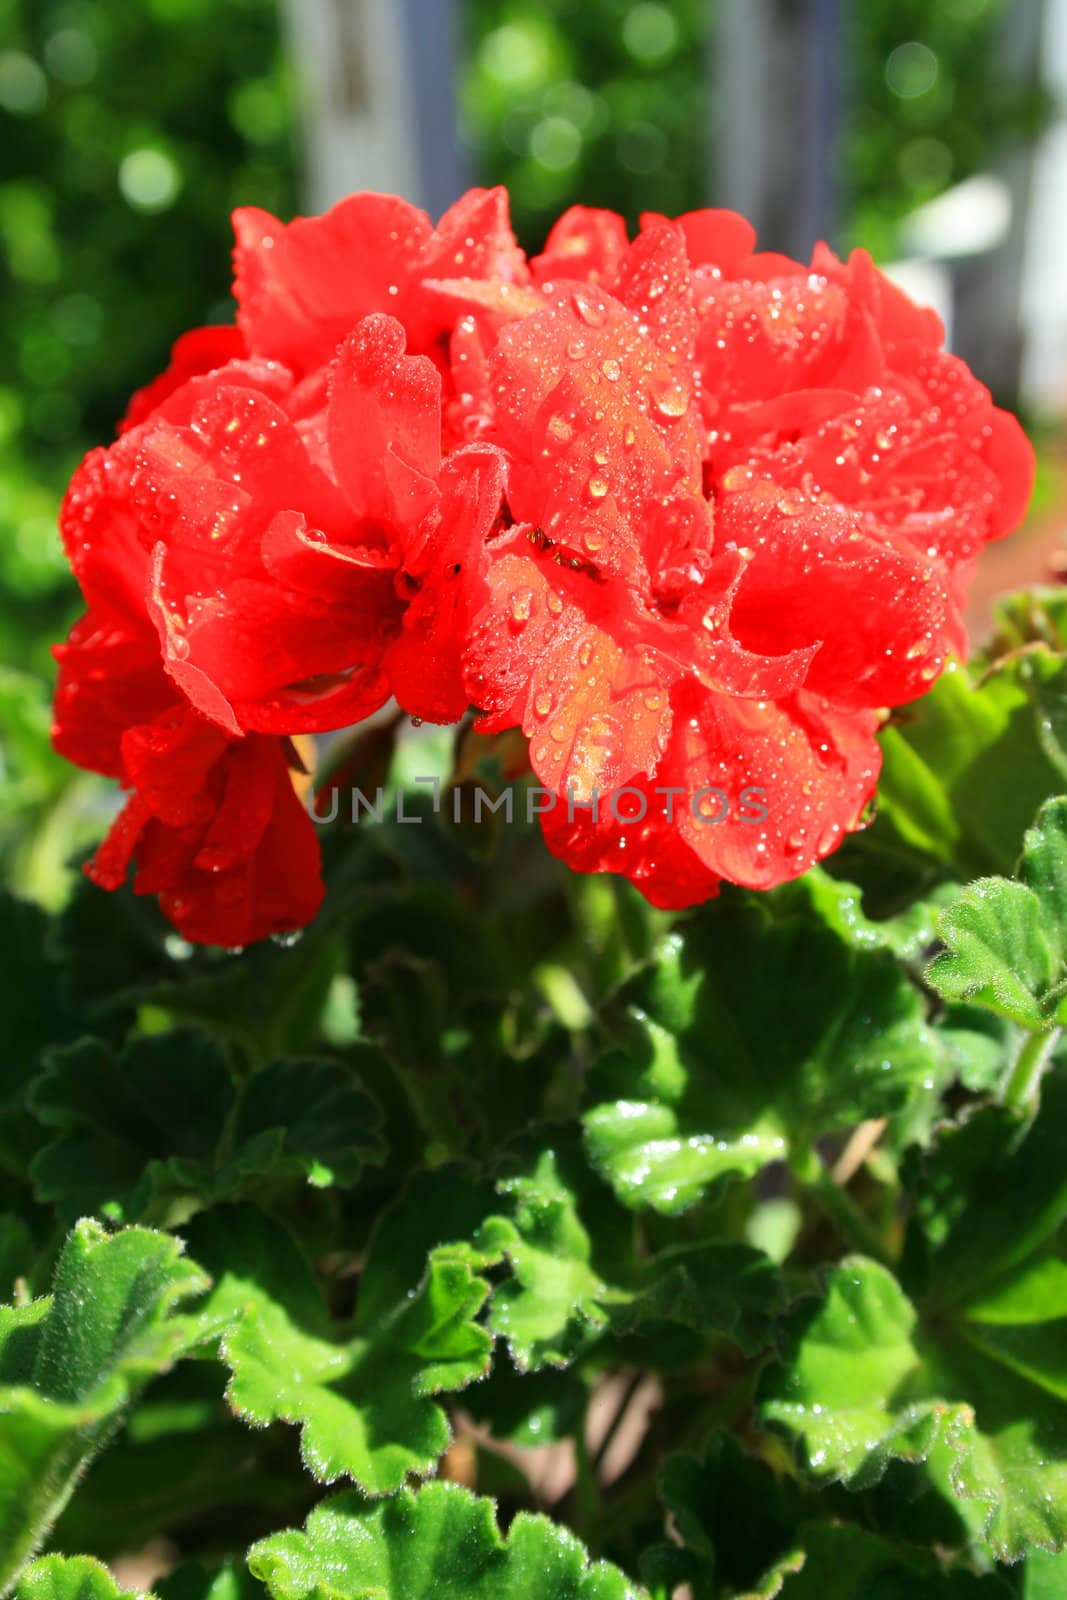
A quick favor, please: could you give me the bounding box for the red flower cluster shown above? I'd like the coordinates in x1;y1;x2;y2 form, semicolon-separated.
53;189;1034;943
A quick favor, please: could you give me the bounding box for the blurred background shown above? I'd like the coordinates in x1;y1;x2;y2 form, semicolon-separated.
2;0;1065;899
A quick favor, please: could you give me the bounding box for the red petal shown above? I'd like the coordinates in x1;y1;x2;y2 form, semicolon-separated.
489;282;703;582
385;445;506;724
648;208;757;277
540;681;880;905
609;221;697;373
52;611;172;778
327;314;441;527
715;483;951;708
467;547;674;796
233;193;432;372
530;206;630;286
87;794;151;890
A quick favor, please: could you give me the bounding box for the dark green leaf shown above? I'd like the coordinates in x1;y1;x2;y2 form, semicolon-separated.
584;909;939;1213
29;1033;385;1224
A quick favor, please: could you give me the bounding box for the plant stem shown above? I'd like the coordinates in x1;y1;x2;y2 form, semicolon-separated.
1002;1026;1060;1116
789;1143;890;1265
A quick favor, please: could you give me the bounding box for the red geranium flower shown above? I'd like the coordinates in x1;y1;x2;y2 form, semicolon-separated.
53;448;325;947
451;212;1034;906
51;189;1034;939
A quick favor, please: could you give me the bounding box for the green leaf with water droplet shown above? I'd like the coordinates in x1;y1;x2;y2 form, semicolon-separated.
0;1220;208;1591
28;1031;385;1224
184;1173;506;1495
250;1479;645;1600
927;797;1067;1030
769;866;957;959
761;1257;951;1488
764;1069;1067;1563
485;1148;620;1371
583;907;939;1213
13;1555;154;1600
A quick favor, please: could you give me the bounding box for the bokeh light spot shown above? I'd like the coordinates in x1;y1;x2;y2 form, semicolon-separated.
0;51;48;115
622;3;680;65
886;41;939;99
119;147;182;212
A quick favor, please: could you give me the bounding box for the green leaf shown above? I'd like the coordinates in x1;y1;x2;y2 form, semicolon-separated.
486;1149;620;1371
50;1356;306;1559
185;1177;502;1494
769;1524;1008;1598
0;895;79;1111
927;798;1067;1030
645;1434;805;1600
28;1033;233;1225
769;867;957;960
761;1257;950;1488
648;1435;1009;1599
1025;1549;1067;1598
1020;796;1067;932
614;1241;787;1357
986;586;1067;660
13;1555;153;1600
875;653;1067;879
221;1054;385;1191
926;880;1058;1028
28;1033;385;1223
0;1220;208;1589
250;1479;645;1599
583;908;939;1213
764;1077;1067;1563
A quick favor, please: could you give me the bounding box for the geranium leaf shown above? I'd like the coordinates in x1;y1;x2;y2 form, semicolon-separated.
0;1221;208;1589
223;1054;385;1189
0;1220;33;1302
28;1033;385;1223
486;1149;620;1371
768;867;957;960
614;1241;787;1357
249;1480;645;1599
760;1257;950;1488
14;1555;153;1600
185;1178;503;1494
876;653;1067;880
763;1525;1007;1598
646;1435;1007;1599
1025;1549;1067;1598
0;894;80;1111
926;881;1058;1028
1020;797;1067;934
644;1433;805;1600
764;1073;1067;1562
28;1033;234;1225
583;908;939;1213
927;798;1067;1029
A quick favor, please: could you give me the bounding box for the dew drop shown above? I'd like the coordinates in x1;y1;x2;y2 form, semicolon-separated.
510;588;533;623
